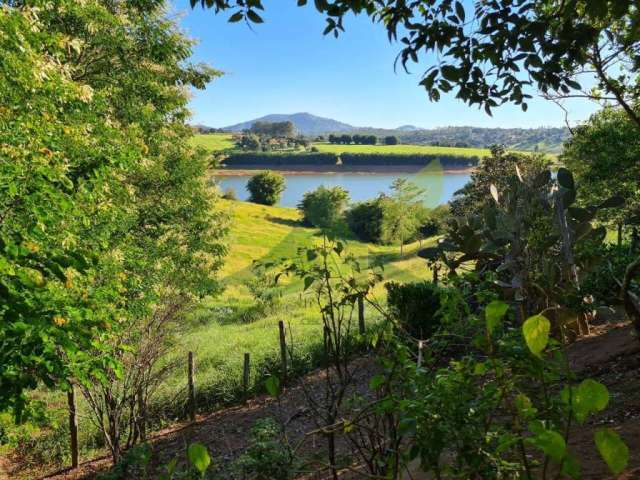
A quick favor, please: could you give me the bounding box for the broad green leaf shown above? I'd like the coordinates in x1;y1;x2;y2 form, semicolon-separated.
595;428;628;475
187;443;211;474
522;314;550;357
485;300;509;336
557;168;575;190
515;393;537;419
573;379;609;423
561;453;581;479
265;376;281;397
303;276;314;290
526;429;566;462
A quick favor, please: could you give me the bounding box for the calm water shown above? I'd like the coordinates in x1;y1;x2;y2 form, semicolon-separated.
215;171;471;208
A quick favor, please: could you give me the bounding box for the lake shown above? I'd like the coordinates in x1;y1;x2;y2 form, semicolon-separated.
214;168;471;208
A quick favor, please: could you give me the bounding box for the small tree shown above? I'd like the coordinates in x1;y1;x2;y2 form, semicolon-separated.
381;179;426;254
384;135;399;145
246;171;285;206
345;197;385;243
298;186;349;231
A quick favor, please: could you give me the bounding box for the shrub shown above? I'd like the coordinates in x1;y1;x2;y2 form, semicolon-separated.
223;152;338;166
340;153;479;166
345;198;385;243
419;204;450;239
298;186;350;230
385;281;445;338
246;171;285;205
233;418;296;480
221;187;237;200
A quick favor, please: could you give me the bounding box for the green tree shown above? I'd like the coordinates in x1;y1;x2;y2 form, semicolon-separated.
345;197;385;243
384;135;399;145
0;0;227;418
381;179;426;254
561;106;640;242
298;186;350;231
249;121;296;137
450;146;550;217
247;171;286;205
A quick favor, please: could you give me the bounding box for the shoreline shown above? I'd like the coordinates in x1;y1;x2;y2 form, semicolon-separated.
212;165;475;176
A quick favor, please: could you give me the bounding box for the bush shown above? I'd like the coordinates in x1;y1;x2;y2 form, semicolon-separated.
385;281;446;338
246;171;285;205
233;418;296;480
221;187;237;200
340;153;479;166
298;186;350;230
345;198;385;243
419;204;450;239
224;152;338;166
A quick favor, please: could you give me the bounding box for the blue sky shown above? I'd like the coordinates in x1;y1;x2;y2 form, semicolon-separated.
172;1;599;130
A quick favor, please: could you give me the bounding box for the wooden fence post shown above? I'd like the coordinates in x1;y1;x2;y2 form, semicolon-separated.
67;387;79;469
417;341;424;369
358;295;365;335
278;320;288;385
188;351;196;422
243;352;250;400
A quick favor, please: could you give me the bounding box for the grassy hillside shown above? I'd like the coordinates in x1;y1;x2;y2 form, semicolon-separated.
190;132;235;152
313;142;489;157
154;199;433;414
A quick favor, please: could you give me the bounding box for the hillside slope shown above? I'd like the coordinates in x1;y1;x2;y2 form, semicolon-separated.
223;112;355;135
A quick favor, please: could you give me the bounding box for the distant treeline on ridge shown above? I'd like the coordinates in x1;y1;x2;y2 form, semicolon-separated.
221;152;480;167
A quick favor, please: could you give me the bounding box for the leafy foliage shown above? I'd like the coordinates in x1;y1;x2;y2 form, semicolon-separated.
0;0;227;432
191;0;639;124
385;281;446;338
246;171;286;205
297;185;349;231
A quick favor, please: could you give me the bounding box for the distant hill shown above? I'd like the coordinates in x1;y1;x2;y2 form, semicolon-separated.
223;112;356;136
217;112;570;153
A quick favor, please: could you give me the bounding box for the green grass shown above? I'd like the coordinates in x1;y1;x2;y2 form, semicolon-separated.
153;199;433;416
313;142;489;157
10;200;434;475
190;133;235;152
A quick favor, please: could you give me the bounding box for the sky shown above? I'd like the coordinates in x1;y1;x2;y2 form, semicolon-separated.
172;1;600;130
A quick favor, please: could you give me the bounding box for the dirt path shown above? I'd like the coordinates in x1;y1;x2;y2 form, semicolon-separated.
4;323;640;480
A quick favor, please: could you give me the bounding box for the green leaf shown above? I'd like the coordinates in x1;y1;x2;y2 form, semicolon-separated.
598;196;625;209
526;429;566;462
557;168;575;190
515;393;537;419
522;314;550;357
303;276;314;291
246;9;264;23
561;453;581;479
306;249;318;261
228;11;244;22
485;300;509;336
187;443;211;475
265;376;281;397
573;379;609;423
595;428;628;475
455;1;465;21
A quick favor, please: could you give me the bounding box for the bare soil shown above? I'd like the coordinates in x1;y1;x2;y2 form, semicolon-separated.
3;322;640;480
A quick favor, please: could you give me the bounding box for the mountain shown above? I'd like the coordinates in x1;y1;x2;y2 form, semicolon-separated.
395;125;421;131
223;112;356;136
219;112;570;153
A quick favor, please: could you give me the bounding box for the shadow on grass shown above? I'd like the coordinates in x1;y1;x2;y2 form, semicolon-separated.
265;215;302;228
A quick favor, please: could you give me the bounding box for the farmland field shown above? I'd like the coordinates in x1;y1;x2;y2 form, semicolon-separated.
190;132;235;151
312;142;489;157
